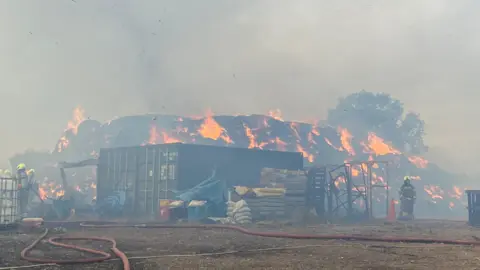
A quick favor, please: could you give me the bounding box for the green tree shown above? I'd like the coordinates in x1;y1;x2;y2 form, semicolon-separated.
327;90;427;154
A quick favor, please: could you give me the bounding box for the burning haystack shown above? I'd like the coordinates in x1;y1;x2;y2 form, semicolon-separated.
11;91;470;218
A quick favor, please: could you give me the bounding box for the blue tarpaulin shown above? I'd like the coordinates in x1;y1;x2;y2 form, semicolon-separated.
176;169;226;206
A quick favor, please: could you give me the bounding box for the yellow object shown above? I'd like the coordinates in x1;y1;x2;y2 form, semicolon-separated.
17;163;26;171
169;200;184;207
159;199;170;207
252;188;286;197
234;186;251;196
27;169;35;175
188;200;207;207
403;176;410;181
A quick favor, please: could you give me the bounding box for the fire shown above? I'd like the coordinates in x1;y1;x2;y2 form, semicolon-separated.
148;125;160;144
423;185;444;200
338;127;355;156
162;132;181;143
57;136;69;152
56;190;65;197
268;109;283;121
198;110;233;143
448;186;463;200
361;132;400;156
324;138;342;151
38;187;47;200
148;125;182;144
408;156;428;168
296;144;314;163
244;124;259;148
66;106;86;134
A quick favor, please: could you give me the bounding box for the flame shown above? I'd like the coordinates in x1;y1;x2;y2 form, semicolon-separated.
38;187;47;200
198;110;233;143
56;190;65;197
57;136;69;152
66;106;85;134
338;127;355;156
148;125;182;144
296;144;314;163
148;125;160;144
408;156;429;168
448;186;463;200
244;124;259;148
324;138;342;151
423;185;444;200
361;132;400;156
268;109;283;121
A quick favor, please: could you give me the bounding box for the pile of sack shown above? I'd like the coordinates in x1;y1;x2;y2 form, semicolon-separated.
227;199;252;224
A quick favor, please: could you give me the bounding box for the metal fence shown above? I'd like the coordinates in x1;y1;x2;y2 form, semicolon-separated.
0;177;18;225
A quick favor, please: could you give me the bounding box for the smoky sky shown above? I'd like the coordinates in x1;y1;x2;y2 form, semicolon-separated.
1;0;479;174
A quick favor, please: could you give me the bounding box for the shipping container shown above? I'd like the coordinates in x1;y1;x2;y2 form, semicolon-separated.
97;143;303;217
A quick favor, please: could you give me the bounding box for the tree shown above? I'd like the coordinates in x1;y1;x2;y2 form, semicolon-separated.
327;90;427;154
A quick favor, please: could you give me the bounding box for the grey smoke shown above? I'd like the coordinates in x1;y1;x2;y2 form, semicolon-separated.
0;0;479;174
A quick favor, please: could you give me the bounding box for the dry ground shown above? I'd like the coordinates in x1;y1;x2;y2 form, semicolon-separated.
1;220;480;269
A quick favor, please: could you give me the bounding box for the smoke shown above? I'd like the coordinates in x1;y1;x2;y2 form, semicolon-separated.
0;1;478;173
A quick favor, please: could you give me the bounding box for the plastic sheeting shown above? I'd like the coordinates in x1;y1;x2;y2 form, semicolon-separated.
176;169;226;206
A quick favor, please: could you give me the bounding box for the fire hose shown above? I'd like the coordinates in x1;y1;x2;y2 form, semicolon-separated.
20;221;480;270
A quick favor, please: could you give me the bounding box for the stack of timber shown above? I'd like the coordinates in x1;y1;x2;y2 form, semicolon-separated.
238;168;308;221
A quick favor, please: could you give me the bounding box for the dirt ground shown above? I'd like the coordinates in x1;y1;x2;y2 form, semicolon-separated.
2;220;480;269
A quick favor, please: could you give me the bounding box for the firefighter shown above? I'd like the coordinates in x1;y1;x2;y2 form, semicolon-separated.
16;163;30;217
399;176;416;220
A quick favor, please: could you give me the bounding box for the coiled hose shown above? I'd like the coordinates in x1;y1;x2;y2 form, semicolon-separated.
21;221;480;270
21;227;130;270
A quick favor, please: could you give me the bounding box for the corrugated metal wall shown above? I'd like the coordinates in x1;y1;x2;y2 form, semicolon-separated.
97;144;179;217
97;144;303;217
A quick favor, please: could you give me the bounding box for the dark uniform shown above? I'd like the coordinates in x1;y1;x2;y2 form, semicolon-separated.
399;177;416;220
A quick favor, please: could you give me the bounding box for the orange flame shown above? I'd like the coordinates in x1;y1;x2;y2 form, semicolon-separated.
66;106;85;134
361;132;400;156
198;110;233;143
423;185;444;200
408;156;429;168
296;144;314;163
39;187;47;200
338;127;355;156
268;109;283;121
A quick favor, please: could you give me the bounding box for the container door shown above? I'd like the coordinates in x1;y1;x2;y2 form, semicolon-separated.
136;147;157;217
156;148;178;202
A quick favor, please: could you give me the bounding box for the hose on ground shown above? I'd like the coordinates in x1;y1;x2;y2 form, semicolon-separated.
21;228;130;270
21;221;480;269
80;222;480;246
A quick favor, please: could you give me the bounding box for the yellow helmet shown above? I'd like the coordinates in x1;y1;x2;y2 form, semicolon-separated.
403;176;410;181
17;163;26;171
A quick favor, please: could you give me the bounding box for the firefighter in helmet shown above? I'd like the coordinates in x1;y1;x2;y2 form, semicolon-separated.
16;163;30;217
399;176;416;220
